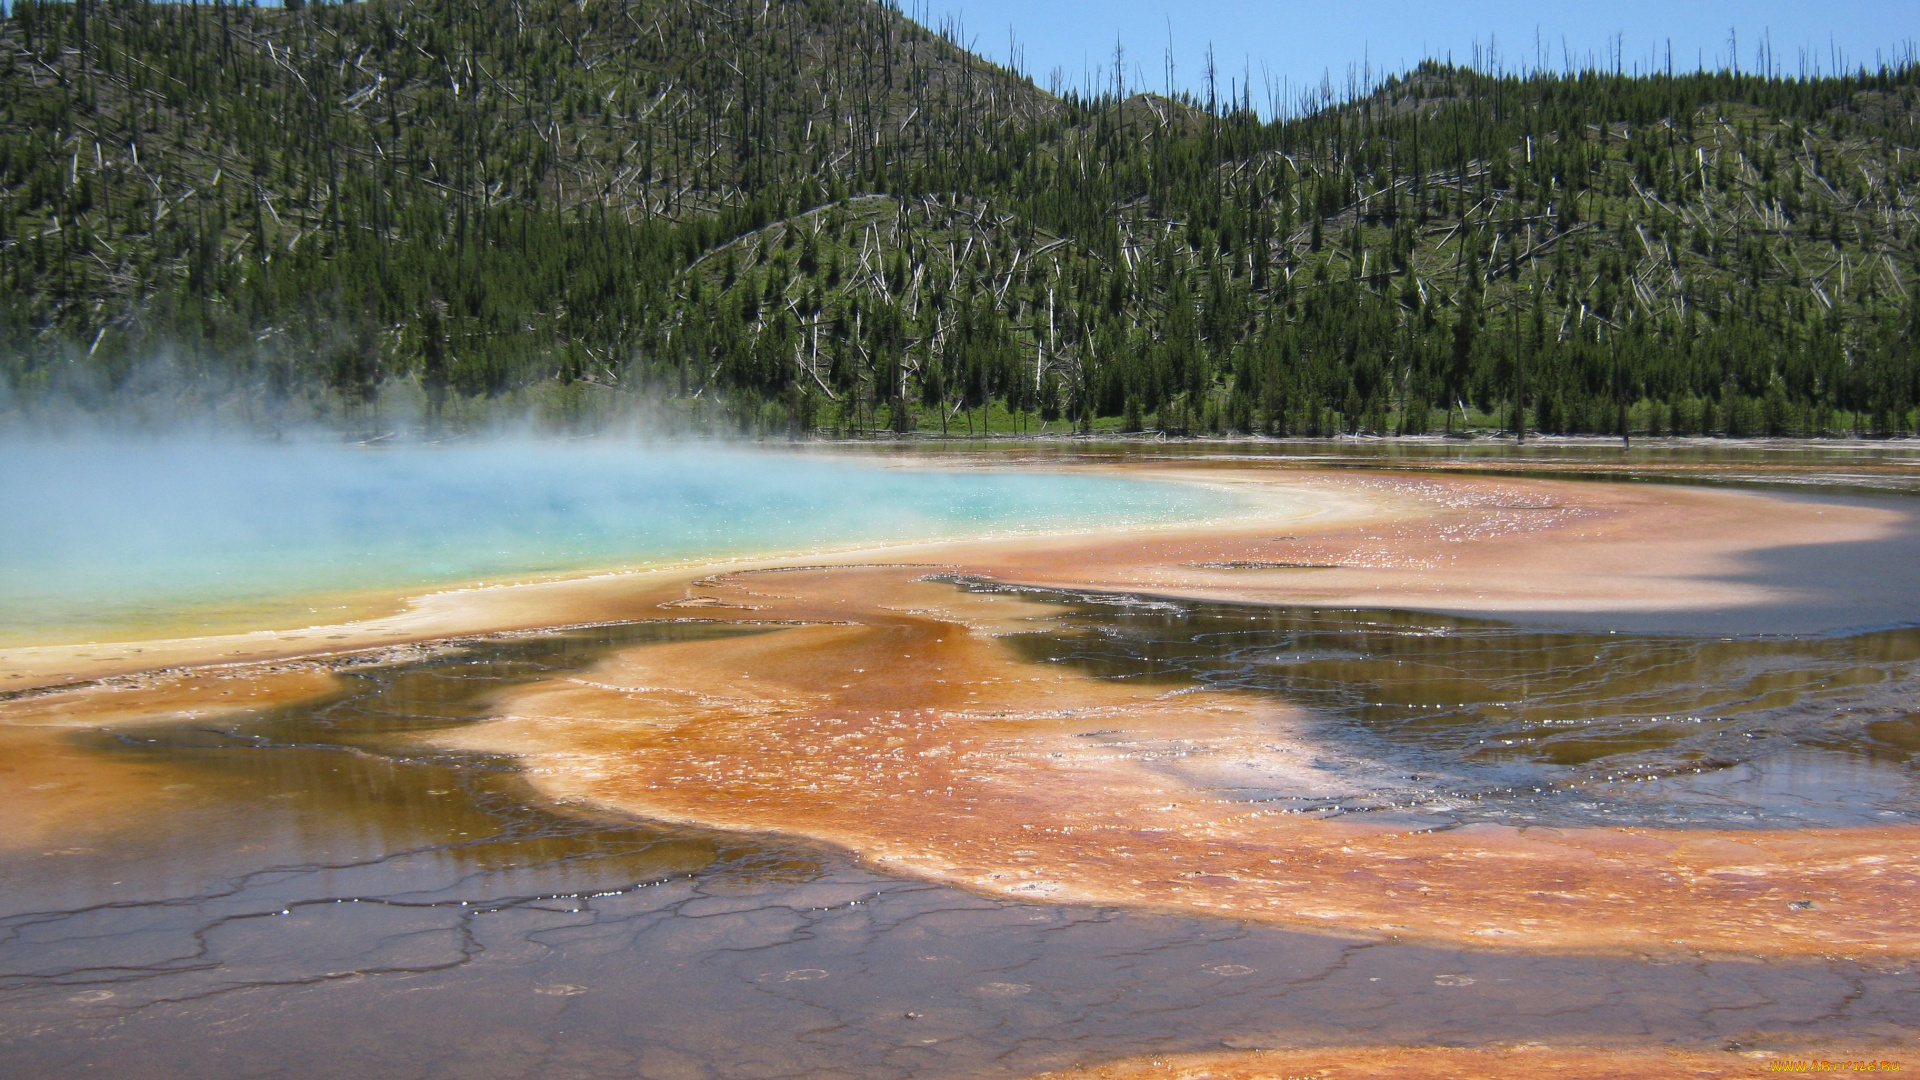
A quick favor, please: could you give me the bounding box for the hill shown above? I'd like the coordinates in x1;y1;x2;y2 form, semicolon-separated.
3;0;1918;437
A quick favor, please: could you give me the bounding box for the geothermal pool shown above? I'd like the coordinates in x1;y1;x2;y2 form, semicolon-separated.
0;439;1248;643
3;441;1919;1079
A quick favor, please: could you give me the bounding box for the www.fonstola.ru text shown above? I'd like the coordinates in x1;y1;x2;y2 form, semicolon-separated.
1766;1062;1903;1072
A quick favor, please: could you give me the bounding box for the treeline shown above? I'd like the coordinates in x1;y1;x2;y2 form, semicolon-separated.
2;0;1918;436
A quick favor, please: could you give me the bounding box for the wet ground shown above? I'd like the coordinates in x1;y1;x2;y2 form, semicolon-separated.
992;582;1920;830
4;621;1918;1078
881;438;1920;497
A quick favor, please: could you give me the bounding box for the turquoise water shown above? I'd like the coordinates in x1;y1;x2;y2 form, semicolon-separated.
0;439;1244;642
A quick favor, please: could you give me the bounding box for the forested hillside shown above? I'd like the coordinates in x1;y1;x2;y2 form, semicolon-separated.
4;0;1919;436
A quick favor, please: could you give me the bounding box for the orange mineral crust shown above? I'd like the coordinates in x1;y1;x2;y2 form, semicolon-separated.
0;665;347;850
446;555;1920;958
1024;1045;1834;1080
8;467;1916;953
0;665;342;730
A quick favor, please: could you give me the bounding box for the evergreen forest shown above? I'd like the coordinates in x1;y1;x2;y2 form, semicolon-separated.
4;0;1920;437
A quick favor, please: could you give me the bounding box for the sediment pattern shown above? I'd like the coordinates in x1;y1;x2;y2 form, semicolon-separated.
6;464;1920;1075
456;559;1920;956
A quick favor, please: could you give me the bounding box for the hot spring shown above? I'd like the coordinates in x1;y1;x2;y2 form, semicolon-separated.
4;441;1918;1079
0;437;1251;643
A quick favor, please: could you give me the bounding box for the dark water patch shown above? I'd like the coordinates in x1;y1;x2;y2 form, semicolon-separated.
7;867;1920;1080
984;584;1920;830
1864;714;1920;754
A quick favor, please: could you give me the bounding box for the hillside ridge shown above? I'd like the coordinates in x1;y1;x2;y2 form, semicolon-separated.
2;0;1918;437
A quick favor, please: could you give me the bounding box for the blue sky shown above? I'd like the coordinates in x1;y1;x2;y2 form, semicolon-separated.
915;0;1914;110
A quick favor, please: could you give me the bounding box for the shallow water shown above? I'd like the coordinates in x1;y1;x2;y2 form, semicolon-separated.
893;437;1920;496
990;585;1920;829
4;625;1916;1079
0;439;1246;643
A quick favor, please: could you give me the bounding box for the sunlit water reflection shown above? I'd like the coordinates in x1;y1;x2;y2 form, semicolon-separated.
994;585;1920;829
